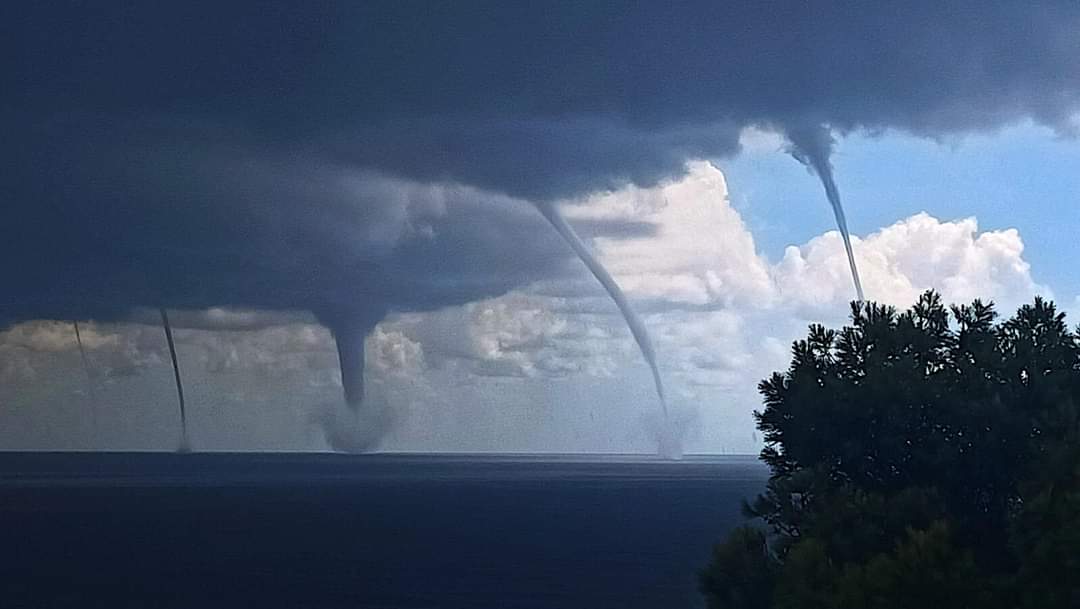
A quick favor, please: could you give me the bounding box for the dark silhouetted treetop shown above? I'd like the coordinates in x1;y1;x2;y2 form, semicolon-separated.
702;291;1080;609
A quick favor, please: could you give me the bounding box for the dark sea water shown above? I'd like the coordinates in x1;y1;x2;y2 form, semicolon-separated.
0;452;767;609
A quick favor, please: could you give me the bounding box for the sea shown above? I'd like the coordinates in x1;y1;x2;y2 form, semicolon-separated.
0;452;767;609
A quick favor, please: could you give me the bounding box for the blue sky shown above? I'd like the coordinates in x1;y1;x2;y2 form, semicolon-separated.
723;123;1080;302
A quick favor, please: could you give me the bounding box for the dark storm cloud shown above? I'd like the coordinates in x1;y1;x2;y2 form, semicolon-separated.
4;0;1080;324
3;117;570;325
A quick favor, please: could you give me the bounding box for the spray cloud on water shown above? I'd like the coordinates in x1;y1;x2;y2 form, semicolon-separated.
311;396;399;453
785;124;865;302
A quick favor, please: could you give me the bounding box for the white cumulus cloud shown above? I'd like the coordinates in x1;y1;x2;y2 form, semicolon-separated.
0;161;1055;453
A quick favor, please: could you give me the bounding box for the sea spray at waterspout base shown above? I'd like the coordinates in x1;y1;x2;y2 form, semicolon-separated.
311;397;398;453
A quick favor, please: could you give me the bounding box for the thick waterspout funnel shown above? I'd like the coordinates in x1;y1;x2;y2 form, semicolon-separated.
318;308;386;408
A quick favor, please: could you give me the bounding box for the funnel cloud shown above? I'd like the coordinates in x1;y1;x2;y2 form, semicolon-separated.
785;124;866;302
536;202;668;416
160;309;190;451
72;321;99;434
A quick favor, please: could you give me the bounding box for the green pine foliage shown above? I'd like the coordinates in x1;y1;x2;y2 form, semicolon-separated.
702;292;1080;608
